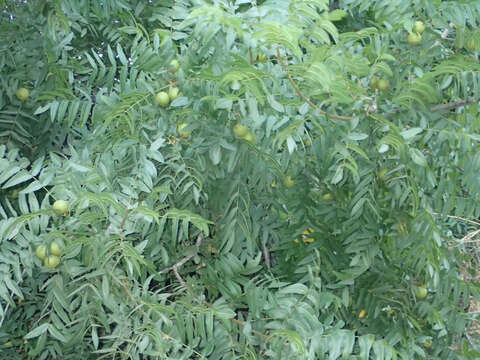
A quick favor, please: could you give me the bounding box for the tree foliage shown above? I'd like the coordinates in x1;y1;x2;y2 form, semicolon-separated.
1;0;479;359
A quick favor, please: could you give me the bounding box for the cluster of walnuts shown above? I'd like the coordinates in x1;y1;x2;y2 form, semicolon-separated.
34;200;68;269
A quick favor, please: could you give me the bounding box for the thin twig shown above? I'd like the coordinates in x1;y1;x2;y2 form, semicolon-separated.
431;212;480;227
231;318;273;341
460;229;480;243
262;241;271;269
119;209;132;232
275;48;354;122
172;265;187;288
159;234;204;275
431;98;478;112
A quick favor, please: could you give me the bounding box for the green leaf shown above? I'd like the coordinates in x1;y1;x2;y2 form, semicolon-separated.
347;132;369;141
253;22;302;60
332;166;344;184
359;334;375;359
409;148;428;167
400;127;423;141
24;323;49;339
2;170;32;188
164;208;212;235
48;325;67;343
209;145;222;165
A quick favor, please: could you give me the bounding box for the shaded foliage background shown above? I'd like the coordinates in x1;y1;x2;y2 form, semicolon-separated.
0;0;480;359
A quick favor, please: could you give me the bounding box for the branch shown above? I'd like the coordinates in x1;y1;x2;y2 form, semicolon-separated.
430;212;480;227
249;47;255;65
275;48;354;122
380;97;477;120
262;241;271;269
172;265;187;288
276;47;478;120
159;234;203;275
431;98;478;112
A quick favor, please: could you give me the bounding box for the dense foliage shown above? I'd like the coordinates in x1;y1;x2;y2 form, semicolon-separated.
1;0;480;359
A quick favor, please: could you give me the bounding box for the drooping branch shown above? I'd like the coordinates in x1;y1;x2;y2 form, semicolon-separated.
431;98;478;112
383;97;477;120
275;48;354;121
276;47;478;121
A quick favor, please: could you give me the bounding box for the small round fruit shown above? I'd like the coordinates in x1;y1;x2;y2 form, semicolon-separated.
243;132;255;144
378;168;388;180
415;286;428;299
50;242;62;256
257;53;267;63
407;32;422;46
370;76;379;90
16;88;29;101
53;200;68;215
377;79;390;91
35;244;47;260
283;176;295;188
168;87;180;101
322;193;333;200
413;21;425;35
169;59;180;73
9;189;19;200
359;309;366;318
233;124;248;137
423;339;432;348
156;91;170;107
177;122;191;137
44;255;60;269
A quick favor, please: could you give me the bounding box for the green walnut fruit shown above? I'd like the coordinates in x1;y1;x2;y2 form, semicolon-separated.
44;255;60;269
168;87;180;101
407;32;422;46
413;21;425;35
257;52;268;63
283;176;295;188
370;76;379;90
156;91;170;107
243;132;255;144
8;189;19;200
359;309;366;319
53;200;68;215
50;242;62;256
415;286;428;299
16;88;29;101
177;122;191;137
233;124;248;137
169;59;180;73
322;193;333;200
35;244;47;260
377;79;390;91
378;168;388;180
